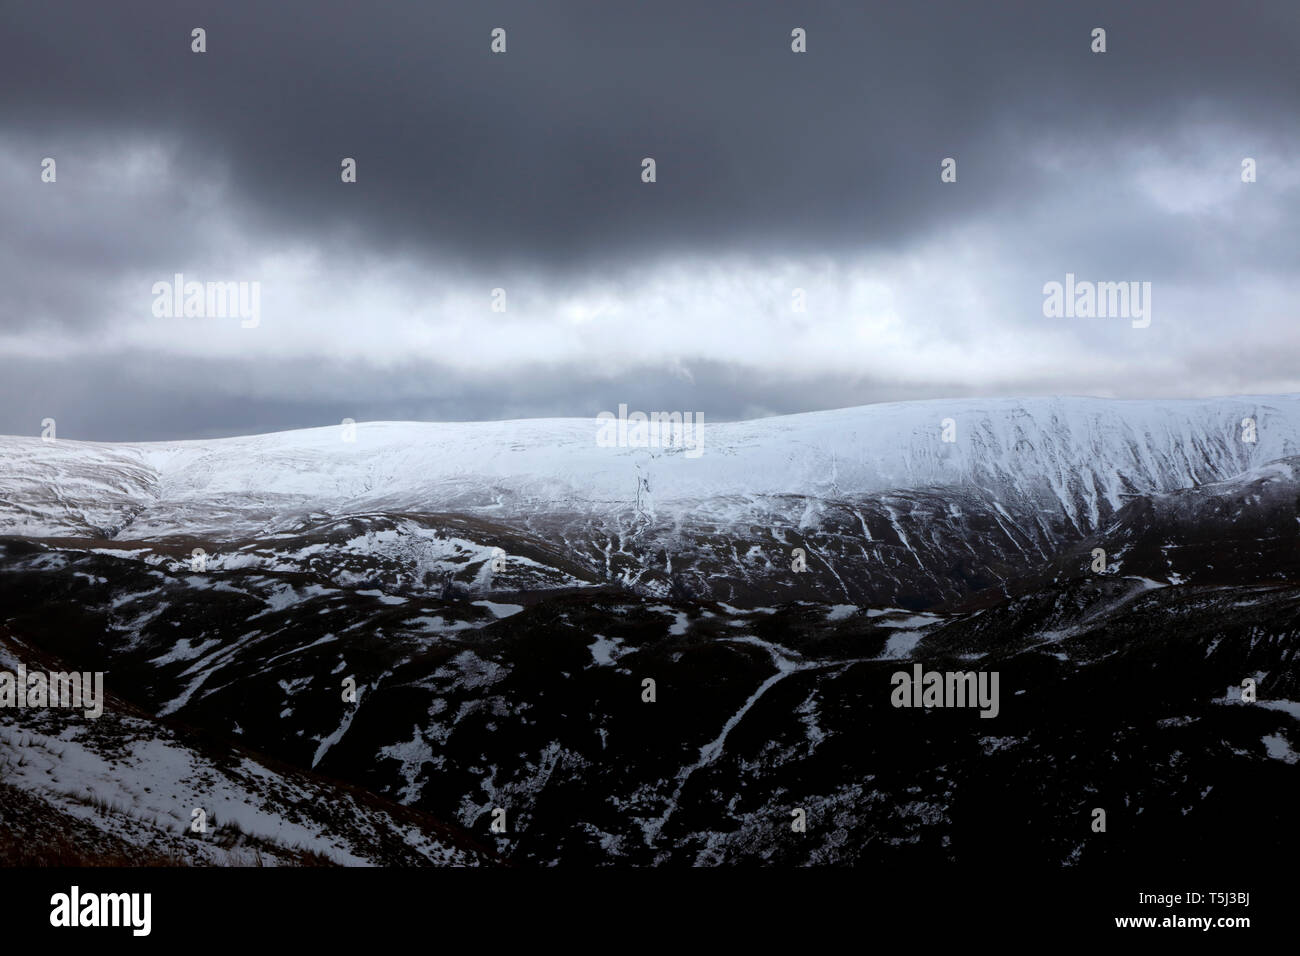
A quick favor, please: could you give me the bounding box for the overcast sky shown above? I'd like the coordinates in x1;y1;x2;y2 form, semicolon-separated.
2;0;1298;440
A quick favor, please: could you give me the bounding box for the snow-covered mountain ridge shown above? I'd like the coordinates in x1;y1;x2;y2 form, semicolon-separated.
2;394;1296;541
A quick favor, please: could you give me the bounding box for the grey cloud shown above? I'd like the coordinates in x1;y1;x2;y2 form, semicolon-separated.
3;1;1297;270
3;348;1298;443
1;1;1298;439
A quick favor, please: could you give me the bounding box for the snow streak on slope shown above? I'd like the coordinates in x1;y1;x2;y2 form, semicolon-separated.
0;634;495;867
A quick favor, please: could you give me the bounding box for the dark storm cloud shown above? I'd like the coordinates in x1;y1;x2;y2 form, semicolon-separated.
3;0;1296;273
2;1;1299;440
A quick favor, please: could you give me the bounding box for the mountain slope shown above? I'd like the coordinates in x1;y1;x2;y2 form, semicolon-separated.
3;394;1295;536
2;395;1296;609
0;626;498;867
3;394;1299;867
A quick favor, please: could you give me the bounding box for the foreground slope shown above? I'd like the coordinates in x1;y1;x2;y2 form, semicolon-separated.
1;539;1296;867
0;626;497;866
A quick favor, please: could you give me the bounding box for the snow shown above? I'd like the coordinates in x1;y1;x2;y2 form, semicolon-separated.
3;394;1298;540
355;589;407;604
642;635;811;843
1257;699;1300;721
587;634;625;666
0;625;480;869
880;631;927;659
312;704;360;769
1261;734;1298;764
148;637;221;666
473;600;524;618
